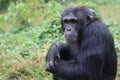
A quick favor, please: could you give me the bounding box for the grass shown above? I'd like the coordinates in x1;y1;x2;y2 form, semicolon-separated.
0;33;52;80
0;23;55;79
117;60;120;80
98;4;120;23
0;1;120;80
0;54;52;80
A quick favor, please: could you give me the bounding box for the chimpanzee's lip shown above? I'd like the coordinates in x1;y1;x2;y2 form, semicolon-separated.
65;37;73;40
65;37;75;41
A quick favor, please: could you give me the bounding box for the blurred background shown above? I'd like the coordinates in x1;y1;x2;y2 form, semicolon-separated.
0;0;120;80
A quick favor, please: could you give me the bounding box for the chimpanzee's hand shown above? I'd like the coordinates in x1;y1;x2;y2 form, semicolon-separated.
46;43;61;72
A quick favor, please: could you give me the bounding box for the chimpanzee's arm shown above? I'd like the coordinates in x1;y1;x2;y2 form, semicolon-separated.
46;43;70;72
53;53;104;80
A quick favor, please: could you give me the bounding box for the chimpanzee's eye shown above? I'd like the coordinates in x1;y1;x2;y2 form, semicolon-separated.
63;19;77;24
70;19;78;23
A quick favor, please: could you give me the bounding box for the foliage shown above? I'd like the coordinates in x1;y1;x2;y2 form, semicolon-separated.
8;1;31;33
0;27;52;79
0;0;17;13
86;0;120;5
109;26;120;57
0;0;120;80
37;1;64;45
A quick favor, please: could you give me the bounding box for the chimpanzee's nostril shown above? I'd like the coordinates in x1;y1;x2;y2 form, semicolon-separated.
67;28;71;31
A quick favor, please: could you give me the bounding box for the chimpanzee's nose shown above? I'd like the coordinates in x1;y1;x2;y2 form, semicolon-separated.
67;28;71;31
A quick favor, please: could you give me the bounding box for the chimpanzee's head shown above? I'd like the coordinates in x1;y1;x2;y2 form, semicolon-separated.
61;6;94;43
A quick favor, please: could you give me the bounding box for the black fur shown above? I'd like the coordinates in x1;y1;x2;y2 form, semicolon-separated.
46;6;117;80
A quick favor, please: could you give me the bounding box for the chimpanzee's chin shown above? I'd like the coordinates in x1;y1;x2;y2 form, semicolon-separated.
66;38;76;43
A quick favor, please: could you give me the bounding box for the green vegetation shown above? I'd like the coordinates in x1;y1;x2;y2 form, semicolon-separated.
0;0;120;80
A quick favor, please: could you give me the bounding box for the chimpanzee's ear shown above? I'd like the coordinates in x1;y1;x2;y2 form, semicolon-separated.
86;14;94;25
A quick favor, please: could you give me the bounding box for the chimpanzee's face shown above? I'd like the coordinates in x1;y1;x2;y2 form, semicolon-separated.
61;6;94;43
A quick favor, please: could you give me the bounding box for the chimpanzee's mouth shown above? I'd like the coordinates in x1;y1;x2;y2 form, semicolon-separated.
65;37;77;43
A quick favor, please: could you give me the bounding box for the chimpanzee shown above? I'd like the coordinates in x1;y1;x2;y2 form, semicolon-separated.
46;6;117;80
